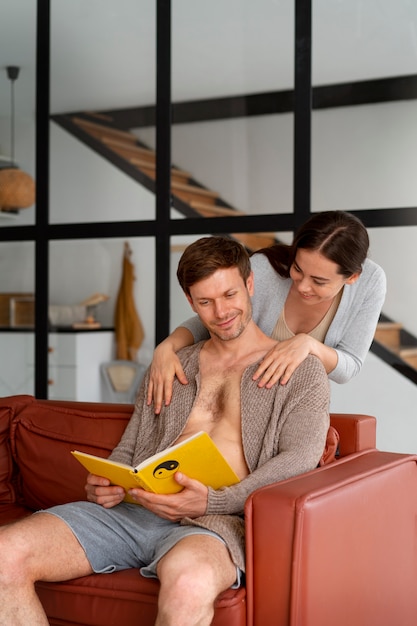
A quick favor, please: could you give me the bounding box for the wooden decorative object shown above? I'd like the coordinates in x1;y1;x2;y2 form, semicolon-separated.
0;168;35;211
0;294;35;327
10;296;35;328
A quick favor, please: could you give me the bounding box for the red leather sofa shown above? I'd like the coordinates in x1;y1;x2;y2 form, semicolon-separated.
1;394;416;626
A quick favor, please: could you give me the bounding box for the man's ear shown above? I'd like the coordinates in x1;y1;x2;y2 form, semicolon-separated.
246;271;255;296
345;271;361;285
186;293;197;312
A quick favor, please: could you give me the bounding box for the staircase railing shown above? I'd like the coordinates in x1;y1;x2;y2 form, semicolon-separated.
372;314;417;385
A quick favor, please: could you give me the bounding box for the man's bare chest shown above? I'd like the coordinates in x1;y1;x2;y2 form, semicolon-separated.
193;372;240;422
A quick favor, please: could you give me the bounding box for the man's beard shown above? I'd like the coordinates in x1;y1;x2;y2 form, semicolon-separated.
209;306;252;342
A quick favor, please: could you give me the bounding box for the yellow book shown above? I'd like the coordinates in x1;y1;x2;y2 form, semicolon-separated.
71;431;240;503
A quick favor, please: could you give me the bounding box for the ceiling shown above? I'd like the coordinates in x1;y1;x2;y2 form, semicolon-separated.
1;0;417;135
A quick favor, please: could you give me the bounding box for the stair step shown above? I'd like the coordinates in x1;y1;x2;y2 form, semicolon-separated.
102;137;156;163
127;157;190;185
189;201;244;218
172;181;219;205
399;347;417;369
232;232;276;251
69;116;272;253
374;327;417;369
169;169;191;185
73;119;224;206
84;111;115;123
73;117;137;143
374;322;403;349
104;141;191;184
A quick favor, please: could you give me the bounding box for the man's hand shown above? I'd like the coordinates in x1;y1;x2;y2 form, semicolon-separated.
129;472;208;521
85;473;125;509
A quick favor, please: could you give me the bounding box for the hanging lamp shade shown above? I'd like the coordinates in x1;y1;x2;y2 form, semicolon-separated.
0;167;35;211
0;66;36;212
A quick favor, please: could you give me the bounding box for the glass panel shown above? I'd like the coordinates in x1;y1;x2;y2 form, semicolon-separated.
48;237;154;401
0;241;35;395
0;0;36;227
154;0;295;222
312;3;417;211
369;225;417;339
50;1;156;224
311;3;417;380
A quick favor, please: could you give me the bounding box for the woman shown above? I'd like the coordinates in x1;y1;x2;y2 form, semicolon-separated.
148;211;386;413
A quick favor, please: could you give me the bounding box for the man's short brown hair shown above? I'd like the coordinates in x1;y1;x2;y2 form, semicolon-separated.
177;237;251;296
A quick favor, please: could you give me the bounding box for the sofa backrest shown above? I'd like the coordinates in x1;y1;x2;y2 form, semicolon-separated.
1;395;133;510
0;395;376;512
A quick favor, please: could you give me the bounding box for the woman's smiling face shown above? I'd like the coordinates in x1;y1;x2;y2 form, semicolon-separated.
289;248;360;305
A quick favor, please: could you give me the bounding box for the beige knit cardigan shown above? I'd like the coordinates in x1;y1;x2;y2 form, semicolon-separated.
109;342;330;571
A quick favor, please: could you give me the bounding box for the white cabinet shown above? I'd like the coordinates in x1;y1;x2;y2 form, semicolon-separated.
46;331;114;401
0;330;114;401
0;332;35;397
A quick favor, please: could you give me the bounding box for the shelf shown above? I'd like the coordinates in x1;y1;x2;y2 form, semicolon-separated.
0;210;19;221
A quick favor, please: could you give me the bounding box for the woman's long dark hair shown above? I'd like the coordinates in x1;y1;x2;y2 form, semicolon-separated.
253;211;369;279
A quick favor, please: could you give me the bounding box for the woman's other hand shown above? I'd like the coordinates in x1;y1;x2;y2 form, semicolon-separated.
253;334;337;386
146;328;194;414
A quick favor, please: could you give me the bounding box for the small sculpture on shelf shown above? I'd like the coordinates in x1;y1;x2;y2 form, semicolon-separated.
48;293;109;329
72;293;110;329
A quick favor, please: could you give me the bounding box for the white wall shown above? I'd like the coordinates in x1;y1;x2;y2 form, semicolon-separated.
137;114;294;216
330;353;417;454
0;240;34;292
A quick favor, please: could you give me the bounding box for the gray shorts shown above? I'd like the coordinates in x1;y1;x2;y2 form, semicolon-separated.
44;501;242;587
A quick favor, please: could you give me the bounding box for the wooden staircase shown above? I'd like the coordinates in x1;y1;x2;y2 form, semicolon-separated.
374;321;417;370
61;115;276;253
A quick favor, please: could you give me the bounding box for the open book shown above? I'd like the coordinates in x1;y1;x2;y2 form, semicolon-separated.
72;431;240;503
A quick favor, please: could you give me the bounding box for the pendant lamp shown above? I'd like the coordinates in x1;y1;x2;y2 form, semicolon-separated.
0;66;36;212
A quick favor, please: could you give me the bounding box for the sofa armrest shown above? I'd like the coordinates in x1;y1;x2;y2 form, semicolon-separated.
330;412;376;457
245;450;417;626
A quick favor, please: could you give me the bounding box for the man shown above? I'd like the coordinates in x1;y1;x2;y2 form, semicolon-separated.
0;237;329;626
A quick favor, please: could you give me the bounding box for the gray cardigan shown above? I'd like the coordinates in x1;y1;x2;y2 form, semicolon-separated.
183;254;386;384
109;342;330;571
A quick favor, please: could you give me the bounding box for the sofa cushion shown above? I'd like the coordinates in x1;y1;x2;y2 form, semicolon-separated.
319;425;340;466
10;398;133;511
0;404;15;505
0;395;38;507
36;571;246;626
0;503;32;525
